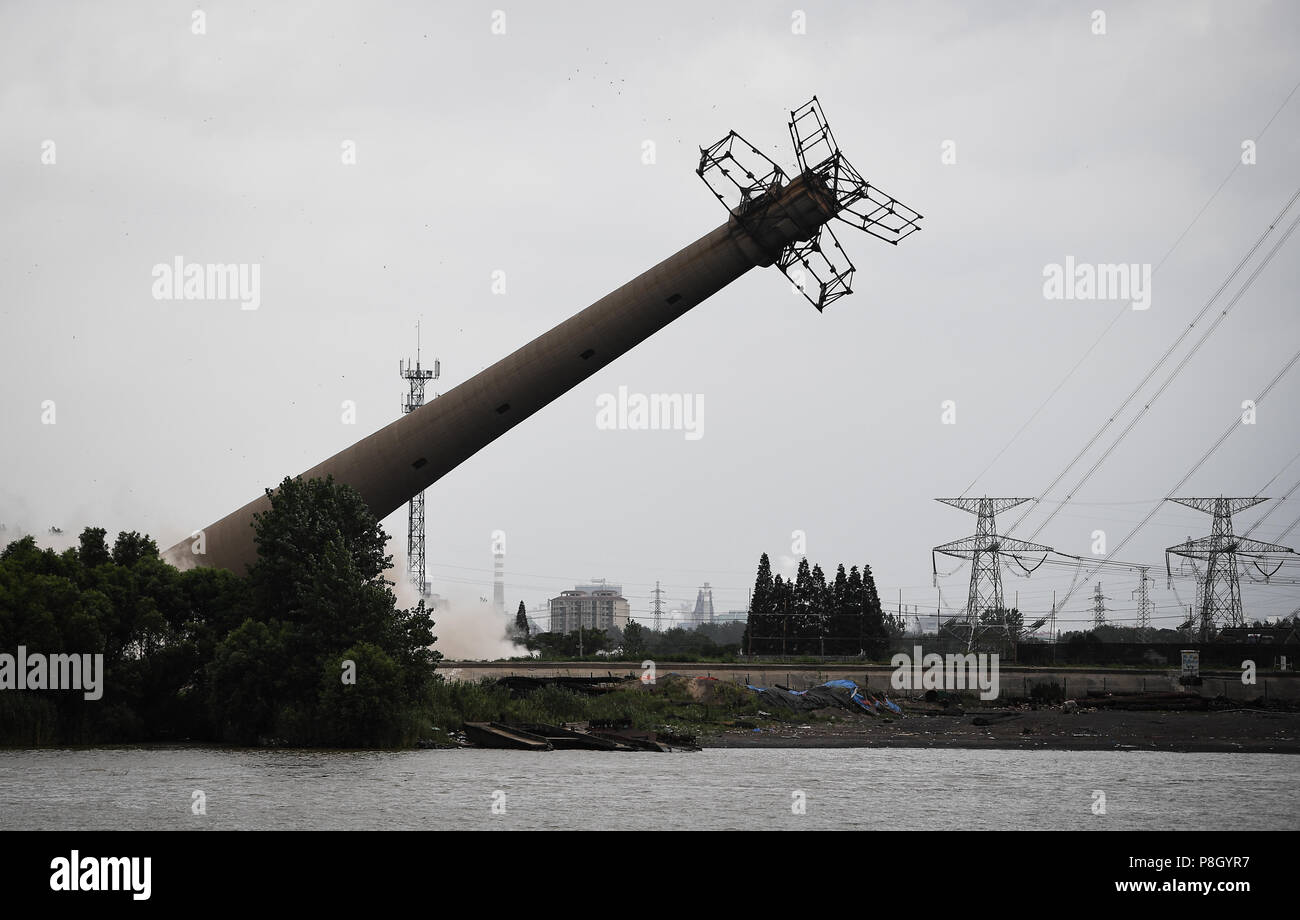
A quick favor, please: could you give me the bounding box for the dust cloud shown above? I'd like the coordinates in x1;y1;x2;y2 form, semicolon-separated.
385;543;527;662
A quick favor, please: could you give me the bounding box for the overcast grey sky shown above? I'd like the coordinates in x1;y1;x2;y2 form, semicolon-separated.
3;0;1299;638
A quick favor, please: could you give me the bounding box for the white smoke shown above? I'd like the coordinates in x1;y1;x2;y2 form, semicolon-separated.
385;541;527;661
0;489;75;553
0;520;78;554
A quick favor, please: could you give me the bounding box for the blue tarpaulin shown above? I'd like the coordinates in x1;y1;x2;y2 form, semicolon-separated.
745;679;903;717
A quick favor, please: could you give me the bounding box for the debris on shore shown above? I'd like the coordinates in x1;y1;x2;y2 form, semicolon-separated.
462;720;699;752
430;672;1300;754
745;679;904;718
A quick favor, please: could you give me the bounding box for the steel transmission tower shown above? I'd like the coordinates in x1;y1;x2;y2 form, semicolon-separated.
1092;582;1109;628
1132;567;1155;639
399;322;439;598
932;497;1052;649
652;581;665;633
166;99;921;574
1164;496;1295;640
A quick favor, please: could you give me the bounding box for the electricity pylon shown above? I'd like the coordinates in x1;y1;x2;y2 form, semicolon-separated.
1132;567;1155;639
1092;582;1109;628
933;497;1052;650
1165;496;1295;640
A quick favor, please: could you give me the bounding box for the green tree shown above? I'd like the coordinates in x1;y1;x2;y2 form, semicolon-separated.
78;527;111;569
808;563;830;655
111;531;158;568
576;627;609;656
622;620;646;657
207;618;290;742
316;642;420;747
1;494;442;748
846;565;864;653
793;558;815;654
514;600;530;638
829;563;856;655
860;564;888;657
744;552;775;656
216;475;441;745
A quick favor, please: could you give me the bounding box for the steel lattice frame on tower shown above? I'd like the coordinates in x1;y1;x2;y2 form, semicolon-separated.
932;497;1052;650
1164;496;1295;641
652;581;665;633
165;99;921;574
399;323;439;599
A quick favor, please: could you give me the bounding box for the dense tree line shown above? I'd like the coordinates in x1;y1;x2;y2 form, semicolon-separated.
742;553;902;657
637;621;743;660
522;620;744;661
0;476;441;747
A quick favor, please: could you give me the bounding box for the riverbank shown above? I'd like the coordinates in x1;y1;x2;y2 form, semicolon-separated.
705;707;1300;754
438;661;1300;702
427;673;1300;755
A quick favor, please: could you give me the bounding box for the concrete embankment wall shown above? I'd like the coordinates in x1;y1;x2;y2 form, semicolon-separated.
438;661;1300;702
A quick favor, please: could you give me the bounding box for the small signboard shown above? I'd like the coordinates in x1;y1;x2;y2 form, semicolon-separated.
1180;649;1200;678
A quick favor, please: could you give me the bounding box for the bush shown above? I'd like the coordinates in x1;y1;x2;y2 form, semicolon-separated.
1030;680;1064;703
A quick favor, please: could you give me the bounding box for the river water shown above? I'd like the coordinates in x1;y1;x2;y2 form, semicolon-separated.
1;747;1293;830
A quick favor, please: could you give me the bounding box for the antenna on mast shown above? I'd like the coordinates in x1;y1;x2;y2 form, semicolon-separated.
400;325;440;599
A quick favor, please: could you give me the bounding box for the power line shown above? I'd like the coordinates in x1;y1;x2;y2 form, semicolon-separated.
960;74;1300;498
1058;339;1300;609
1275;512;1300;545
1242;449;1300;537
1013;192;1300;541
1256;446;1300;494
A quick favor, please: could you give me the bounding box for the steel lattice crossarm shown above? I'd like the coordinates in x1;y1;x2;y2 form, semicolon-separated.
932;533;1056;561
1166;534;1295;566
932;532;1056;599
936;497;1034;517
1169;496;1269;516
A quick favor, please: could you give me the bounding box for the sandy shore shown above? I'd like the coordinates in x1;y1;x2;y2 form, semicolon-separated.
705;707;1300;753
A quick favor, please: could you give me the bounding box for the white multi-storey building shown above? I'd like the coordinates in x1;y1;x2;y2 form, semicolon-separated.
549;583;630;633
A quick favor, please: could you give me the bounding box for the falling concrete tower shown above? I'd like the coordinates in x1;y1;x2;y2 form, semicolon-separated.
164;99;922;574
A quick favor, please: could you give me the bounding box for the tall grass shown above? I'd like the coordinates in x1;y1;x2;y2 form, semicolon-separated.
425;676;765;741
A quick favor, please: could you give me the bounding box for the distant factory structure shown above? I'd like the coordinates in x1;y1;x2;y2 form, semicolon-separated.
549;580;630;633
691;583;715;625
493;547;505;617
685;583;745;625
